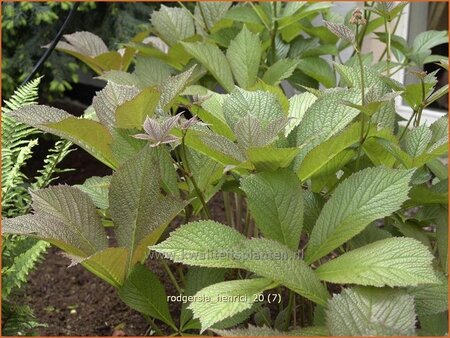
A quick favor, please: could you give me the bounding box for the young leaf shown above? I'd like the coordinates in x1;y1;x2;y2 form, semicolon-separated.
327;287;416;336
151;5;195;46
188;278;275;332
92;82;140;131
159;66;195;110
151;220;246;268
118;264;176;329
323;21;355;43
226;25;262;89
2;186;108;258
241;169;304;250
262;59;299;86
305;167;414;264
181;42;235;92
109;146;186;270
316;238;439;287
10;105;117;169
233;238;329;306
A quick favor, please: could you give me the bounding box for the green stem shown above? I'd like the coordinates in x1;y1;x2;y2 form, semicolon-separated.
270;2;279;65
161;260;183;294
414;78;426;127
235;193;242;232
180;133;211;219
355;35;366;171
378;7;403;62
144;315;164;336
249;2;270;32
284;291;295;331
383;17;392;76
223;191;235;228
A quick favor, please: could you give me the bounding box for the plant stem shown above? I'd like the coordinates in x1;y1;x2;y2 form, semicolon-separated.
270;2;279;65
144;315;164;336
223;191;235;228
235;193;242;232
284;291;295;331
180;133;211;219
256;307;272;327
383;17;392;76
355;25;366;171
161;260;183;294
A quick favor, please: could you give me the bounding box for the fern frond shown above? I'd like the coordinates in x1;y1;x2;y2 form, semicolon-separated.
2;239;49;298
2;77;42;113
2;302;45;336
32;139;74;190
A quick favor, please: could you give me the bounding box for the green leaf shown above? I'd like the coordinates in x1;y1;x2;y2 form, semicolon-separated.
347;223;392;250
223;88;284;129
189;278;275;332
180;267;226;330
109;146;185;271
402;125;433;158
305;167;414;264
118;264;176;328
418;312;448;336
412;30;448;55
151;220;246;268
408;273;448;316
10;105;117;169
194;2;232;32
181;41;235;92
241;169;304;250
92;82;139;131
115;87;160;129
226;25;261;89
134;56;174;87
159;66;195;110
297;122;362;181
327;287;416;336
2;186;108;258
151;5;195;46
316;238;439;287
75;176;111;210
81;247;128;288
285;92;317;136
297;57;335;88
262;59;299;86
294;88;360;167
246;147;301;172
233;239;329;306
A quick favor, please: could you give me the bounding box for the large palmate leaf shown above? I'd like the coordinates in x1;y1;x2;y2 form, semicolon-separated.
233;239;329;305
151;221;245;268
2;186;108;258
92;82;140;131
151;5;195;46
241;169;304;249
316;238;439;287
10;105;116;168
189;278;275;332
223;88;284;129
118;264;176;328
181;42;235;92
294;88;360;166
305;167;414;264
226;25;261;89
327;287;416;336
109;146;185;271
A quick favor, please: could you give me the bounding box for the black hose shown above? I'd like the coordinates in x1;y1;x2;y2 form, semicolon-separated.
20;2;80;86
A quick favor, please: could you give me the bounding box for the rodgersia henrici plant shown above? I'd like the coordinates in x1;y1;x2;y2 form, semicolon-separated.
3;2;448;336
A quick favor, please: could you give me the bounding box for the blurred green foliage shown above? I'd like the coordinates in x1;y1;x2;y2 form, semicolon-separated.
2;2;156;99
